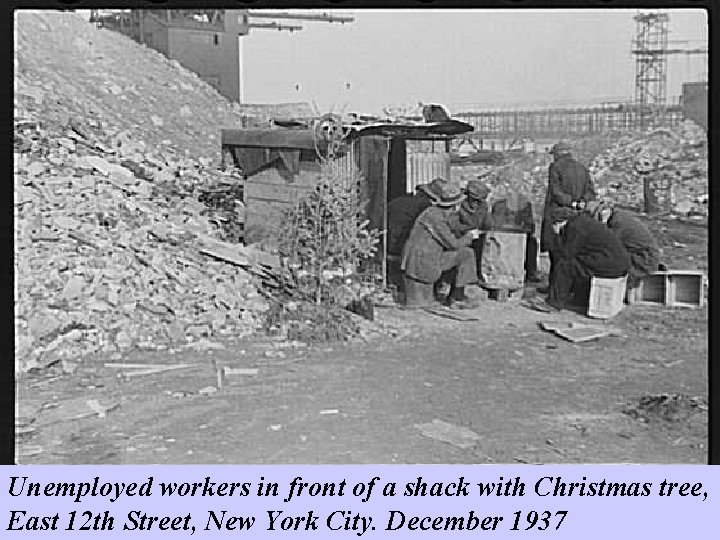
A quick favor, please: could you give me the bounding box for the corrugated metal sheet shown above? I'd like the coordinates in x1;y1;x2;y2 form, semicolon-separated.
405;152;450;192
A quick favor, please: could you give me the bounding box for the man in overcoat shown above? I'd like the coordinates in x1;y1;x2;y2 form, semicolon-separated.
541;142;596;291
546;207;630;309
386;178;446;257
402;184;481;308
596;201;662;288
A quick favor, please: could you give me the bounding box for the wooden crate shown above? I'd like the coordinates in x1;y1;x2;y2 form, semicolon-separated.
480;231;526;289
588;275;628;319
626;270;705;308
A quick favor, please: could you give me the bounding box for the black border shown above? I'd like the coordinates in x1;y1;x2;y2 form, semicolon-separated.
3;0;716;466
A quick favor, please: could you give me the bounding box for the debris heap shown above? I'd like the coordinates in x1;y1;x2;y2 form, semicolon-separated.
14;11;281;373
589;120;708;216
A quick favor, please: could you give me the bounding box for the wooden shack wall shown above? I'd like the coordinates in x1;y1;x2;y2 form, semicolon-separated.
244;162;321;246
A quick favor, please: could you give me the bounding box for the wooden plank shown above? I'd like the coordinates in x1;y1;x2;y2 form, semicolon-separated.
423;306;480;321
221;128;317;150
245;182;313;204
245;199;291;245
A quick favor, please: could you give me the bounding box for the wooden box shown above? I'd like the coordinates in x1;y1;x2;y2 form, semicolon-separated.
588;275;628;319
480;231;526;288
626;270;705;308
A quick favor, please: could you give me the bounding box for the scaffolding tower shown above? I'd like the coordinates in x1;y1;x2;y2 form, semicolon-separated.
633;11;670;111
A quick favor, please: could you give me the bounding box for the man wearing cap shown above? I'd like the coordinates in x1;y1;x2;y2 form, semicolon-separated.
541;142;596;291
545;207;630;310
402;184;481;309
386;178;446;258
594;201;662;288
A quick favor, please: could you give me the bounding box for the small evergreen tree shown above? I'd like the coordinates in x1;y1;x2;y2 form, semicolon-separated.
278;159;380;305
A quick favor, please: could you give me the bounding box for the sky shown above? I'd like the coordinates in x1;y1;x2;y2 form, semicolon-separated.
241;9;708;114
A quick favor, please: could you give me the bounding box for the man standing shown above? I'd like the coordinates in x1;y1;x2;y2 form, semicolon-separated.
386;178;446;257
546;207;630;310
402;184;481;309
540;142;596;290
596;201;662;288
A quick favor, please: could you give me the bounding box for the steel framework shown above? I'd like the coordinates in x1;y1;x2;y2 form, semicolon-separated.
633;11;670;109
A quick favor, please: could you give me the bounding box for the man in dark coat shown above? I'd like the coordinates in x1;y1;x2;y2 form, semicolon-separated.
541;142;596;291
546;207;630;309
386;177;446;257
402;184;480;308
597;202;661;288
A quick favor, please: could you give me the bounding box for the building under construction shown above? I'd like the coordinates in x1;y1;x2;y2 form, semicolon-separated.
90;9;353;104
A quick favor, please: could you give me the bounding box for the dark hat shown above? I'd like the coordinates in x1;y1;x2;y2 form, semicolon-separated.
552;207;575;223
416;177;447;201
550;142;571;155
435;184;465;207
465;179;490;200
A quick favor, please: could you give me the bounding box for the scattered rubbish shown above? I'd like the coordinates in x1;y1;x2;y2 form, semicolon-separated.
540;321;622;343
35;397;119;426
116;363;203;379
414;419;481;449
16;445;44;458
423;307;480;321
186;339;226;351
15;425;37;438
224;367;259;376
623;394;707;424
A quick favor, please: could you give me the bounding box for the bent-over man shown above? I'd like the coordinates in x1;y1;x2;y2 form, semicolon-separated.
597;201;661;288
547;207;630;310
386;178;446;257
402;184;480;309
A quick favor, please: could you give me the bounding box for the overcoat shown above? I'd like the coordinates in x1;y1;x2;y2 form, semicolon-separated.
401;206;473;283
541;155;596;252
607;209;660;277
386;191;433;256
560;214;630;278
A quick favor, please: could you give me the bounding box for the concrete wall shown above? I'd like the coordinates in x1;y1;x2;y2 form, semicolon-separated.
167;24;239;101
682;82;708;130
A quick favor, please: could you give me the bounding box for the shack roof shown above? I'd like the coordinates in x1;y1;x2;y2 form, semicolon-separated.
221;119;474;149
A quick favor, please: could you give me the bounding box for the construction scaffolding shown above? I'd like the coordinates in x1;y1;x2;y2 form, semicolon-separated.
633;11;670;110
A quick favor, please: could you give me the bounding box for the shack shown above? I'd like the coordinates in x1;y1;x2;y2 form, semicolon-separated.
221;118;474;277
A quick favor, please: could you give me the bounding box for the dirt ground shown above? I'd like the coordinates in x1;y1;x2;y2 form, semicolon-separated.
16;242;708;465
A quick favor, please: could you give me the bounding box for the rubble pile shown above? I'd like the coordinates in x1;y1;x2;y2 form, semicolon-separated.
197;181;245;243
589;120;708;216
14;113;272;374
14;11;278;373
452;154;551;208
623;394;708;424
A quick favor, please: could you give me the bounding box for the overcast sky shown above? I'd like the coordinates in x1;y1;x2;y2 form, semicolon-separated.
242;9;707;114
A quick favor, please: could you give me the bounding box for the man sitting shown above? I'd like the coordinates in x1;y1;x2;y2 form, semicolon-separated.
386;178;446;258
450;179;494;279
402;184;481;309
546;207;630;310
595;201;662;288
